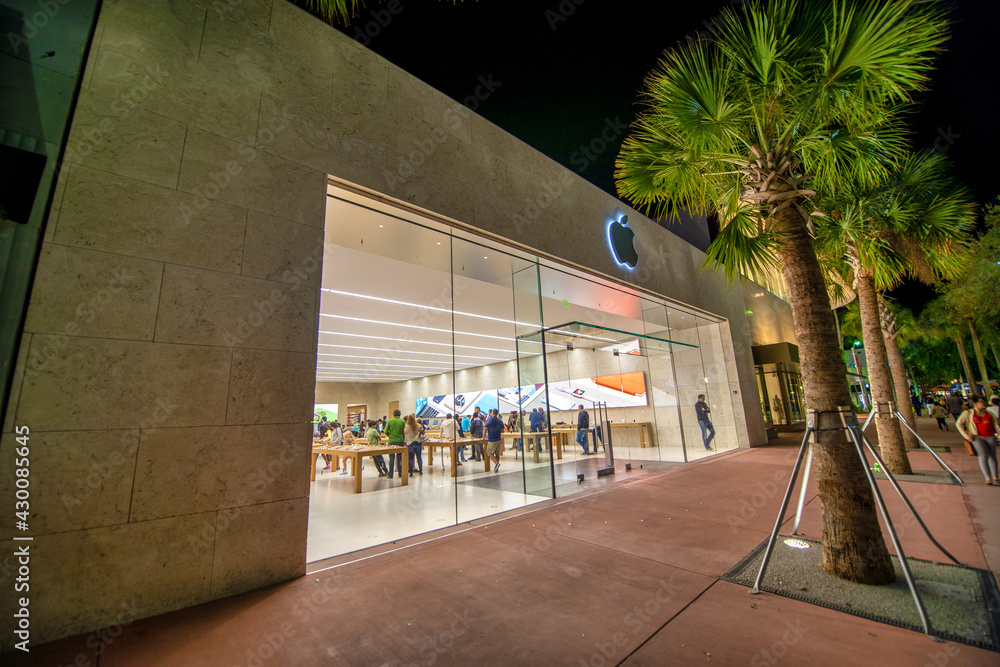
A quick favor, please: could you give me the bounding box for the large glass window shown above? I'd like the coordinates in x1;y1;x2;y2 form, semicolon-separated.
308;182;738;563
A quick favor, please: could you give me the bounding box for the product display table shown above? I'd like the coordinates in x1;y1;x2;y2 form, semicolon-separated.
548;422;656;451
422;437;487;476
500;431;566;462
610;422;655;448
311;442;408;493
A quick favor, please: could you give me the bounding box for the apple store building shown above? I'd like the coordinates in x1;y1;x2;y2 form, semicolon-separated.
307;179;767;562
1;0;799;643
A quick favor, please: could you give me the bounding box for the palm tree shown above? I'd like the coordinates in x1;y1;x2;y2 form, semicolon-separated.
616;0;949;584
840;299;924;451
919;297;979;399
942;198;1000;400
300;0;367;23
814;151;973;474
878;299;922;446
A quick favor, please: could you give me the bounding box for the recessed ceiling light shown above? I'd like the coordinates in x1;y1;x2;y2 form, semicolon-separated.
320;289;538;327
379;224;383;228
319;314;549;345
317;332;519;354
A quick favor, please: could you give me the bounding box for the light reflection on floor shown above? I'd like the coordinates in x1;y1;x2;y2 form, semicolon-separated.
306;441;735;563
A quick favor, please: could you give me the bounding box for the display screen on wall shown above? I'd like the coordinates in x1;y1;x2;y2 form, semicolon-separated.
416;391;499;418
313;404;339;422
548;371;647;409
419;372;648;416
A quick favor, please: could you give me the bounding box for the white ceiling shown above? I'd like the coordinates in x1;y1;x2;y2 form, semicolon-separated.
318;188;713;383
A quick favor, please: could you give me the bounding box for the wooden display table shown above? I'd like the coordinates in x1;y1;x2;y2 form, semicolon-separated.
422;437;486;476
310;442;408;493
548;422;655;450
500;431;565;462
610;422;655;448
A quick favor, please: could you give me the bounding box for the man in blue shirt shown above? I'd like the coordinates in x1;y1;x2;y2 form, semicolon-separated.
576;404;591;455
528;407;546;452
485;409;505;473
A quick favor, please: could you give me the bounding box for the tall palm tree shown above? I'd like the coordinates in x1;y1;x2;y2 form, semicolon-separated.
878;299;921;445
840;299;923;451
920;297;979;399
942;199;1000;400
616;0;949;584
815;151;973;474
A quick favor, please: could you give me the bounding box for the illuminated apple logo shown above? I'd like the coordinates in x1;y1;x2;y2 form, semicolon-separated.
608;215;638;268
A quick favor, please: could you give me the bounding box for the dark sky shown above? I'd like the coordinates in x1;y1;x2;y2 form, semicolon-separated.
330;0;1000;312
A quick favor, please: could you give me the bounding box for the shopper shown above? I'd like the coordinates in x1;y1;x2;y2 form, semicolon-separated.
696;394;715;450
404;413;424;475
924;395;936;416
944;391;965;425
468;412;484;461
956;398;999;486
365;420;388;477
461;413;471;435
440;413;465;466
910;394;923;417
485;409;505;473
507;411;523;454
929;402;949;431
529;407;546;452
318;417;333;469
576;404;591;455
385;410;406;478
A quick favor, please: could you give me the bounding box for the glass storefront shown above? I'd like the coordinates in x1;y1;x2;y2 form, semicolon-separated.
308;182;739;562
756;363;806;429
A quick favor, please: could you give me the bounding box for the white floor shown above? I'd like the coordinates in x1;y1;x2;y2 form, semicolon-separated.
306;439;736;563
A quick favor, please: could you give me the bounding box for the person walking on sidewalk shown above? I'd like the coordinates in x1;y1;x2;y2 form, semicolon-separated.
945;391;966;425
956;397;1000;486
929;402;949;431
696;394;715;450
576;404;591;455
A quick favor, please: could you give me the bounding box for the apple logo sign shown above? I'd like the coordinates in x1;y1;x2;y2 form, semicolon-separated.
608;214;638;268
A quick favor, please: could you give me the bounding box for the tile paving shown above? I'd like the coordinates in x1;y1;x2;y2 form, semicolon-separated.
10;417;998;665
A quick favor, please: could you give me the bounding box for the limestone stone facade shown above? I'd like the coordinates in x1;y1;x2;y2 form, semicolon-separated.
1;0;794;647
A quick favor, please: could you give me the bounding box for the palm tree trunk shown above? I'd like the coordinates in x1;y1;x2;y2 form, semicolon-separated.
884;330;919;448
856;275;911;474
955;336;978;399
967;318;993;400
878;299;918;450
777;208;894;584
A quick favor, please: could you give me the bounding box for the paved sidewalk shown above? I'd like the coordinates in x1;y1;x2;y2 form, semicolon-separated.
12;416;998;666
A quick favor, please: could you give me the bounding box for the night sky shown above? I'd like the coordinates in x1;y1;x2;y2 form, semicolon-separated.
329;0;1000;313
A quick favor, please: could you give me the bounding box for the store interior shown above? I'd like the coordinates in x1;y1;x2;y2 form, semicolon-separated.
307;182;739;564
